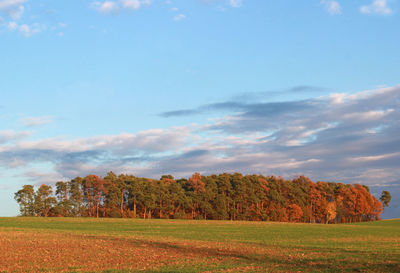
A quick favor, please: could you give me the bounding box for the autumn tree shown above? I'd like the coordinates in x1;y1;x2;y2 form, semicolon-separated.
82;175;107;218
325;202;337;224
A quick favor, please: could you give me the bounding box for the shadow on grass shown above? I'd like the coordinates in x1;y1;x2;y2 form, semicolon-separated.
95;235;399;273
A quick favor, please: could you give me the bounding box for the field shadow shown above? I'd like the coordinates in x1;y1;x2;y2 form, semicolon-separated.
89;235;400;272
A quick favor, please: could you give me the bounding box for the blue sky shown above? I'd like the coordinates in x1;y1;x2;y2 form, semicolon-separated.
0;0;399;218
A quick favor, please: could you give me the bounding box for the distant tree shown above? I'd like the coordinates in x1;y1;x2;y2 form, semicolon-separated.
380;191;391;208
188;173;205;219
287;204;303;222
55;181;72;216
325;202;337;224
127;176;144;218
104;172;127;218
14;185;36;216
160;175;174;180
69;177;84;216
35;184;57;217
83;175;107;218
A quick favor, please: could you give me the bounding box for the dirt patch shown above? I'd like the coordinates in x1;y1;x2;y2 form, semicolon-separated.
0;230;294;272
0;231;228;272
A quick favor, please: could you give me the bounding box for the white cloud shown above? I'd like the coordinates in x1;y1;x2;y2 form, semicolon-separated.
360;0;392;15
228;0;242;8
121;0;140;10
92;1;120;14
0;0;26;9
349;152;400;162
92;0;152;14
329;93;347;104
321;0;342;15
173;14;186;21
8;22;45;37
0;0;27;20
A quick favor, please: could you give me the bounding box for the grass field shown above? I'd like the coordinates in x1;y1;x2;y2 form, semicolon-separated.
0;218;399;272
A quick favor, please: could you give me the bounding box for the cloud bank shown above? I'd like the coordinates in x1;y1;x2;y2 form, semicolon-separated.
0;85;398;183
1;85;399;217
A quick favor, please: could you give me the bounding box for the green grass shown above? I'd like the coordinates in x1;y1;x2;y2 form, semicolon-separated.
0;217;399;272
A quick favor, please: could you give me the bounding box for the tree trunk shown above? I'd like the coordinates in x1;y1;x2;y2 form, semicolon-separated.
120;190;124;218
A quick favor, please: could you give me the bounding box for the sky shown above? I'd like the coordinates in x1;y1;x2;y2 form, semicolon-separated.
0;0;399;218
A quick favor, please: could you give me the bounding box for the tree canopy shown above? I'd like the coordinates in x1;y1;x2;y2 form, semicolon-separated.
15;172;387;223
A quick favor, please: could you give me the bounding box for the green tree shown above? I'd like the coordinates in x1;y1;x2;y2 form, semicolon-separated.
127;176;144;218
380;191;391;207
34;184;56;217
69;177;84;216
55;181;72;216
14;185;36;216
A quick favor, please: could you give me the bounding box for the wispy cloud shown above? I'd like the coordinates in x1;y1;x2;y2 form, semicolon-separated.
0;130;30;144
160;90;319;118
121;0;141;10
173;13;186;21
20;116;52;127
91;0;151;14
0;0;27;20
321;0;342;15
7;21;46;36
92;1;120;14
1;1;50;37
228;0;242;8
360;0;393;15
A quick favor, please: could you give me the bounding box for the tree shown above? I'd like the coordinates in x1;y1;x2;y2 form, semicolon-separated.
104;172;128;218
325;202;337;224
14;185;36;216
287;204;303;222
127;176;144;218
380;191;391;208
69;177;84;216
55;181;72;216
34;184;57;217
188;173;205;219
83;175;107;217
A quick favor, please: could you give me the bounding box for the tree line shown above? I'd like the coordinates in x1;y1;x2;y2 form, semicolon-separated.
14;172;391;223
